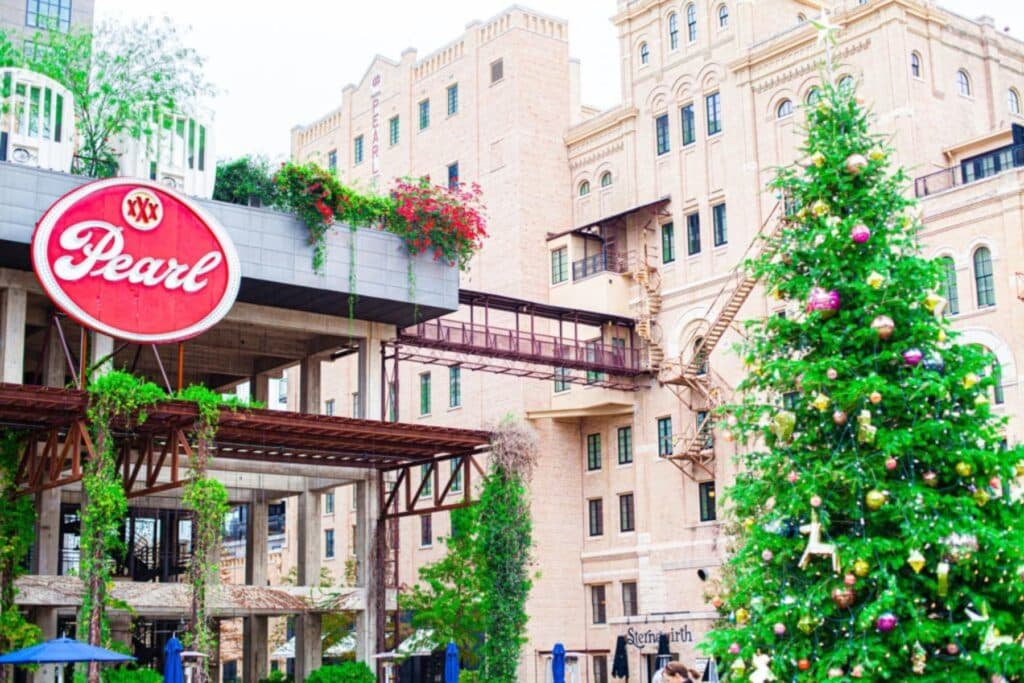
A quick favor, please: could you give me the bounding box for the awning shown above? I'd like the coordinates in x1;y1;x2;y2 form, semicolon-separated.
271;635;356;659
372;630;438;660
545;196;671;241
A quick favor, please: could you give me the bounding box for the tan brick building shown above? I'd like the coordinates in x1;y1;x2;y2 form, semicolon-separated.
0;0;94;36
287;1;1024;681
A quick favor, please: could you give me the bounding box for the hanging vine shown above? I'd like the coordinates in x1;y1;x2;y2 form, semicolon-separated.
177;386;235;683
0;432;42;683
79;372;164;683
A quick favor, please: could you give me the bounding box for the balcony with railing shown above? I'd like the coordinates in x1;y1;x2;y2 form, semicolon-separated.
571;248;626;281
551;247;633;317
914;143;1024;198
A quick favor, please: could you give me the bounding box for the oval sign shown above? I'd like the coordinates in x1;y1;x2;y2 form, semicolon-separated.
32;178;241;344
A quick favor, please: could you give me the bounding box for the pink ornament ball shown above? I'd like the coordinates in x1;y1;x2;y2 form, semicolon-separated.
876;612;898;633
850;223;871;243
810;494;822;508
885;457;898;471
762;549;775;562
807;287;841;319
903;348;924;366
728;643;741;655
773;622;786;636
787;470;799;484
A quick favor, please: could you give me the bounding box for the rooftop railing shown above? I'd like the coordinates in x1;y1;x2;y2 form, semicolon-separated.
914;143;1024;198
571;248;626;281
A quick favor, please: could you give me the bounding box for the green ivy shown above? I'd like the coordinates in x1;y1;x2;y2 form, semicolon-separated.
79;372;164;683
0;431;42;679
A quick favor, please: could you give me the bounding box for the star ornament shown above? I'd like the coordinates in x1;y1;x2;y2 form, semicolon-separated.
809;13;840;48
981;624;1014;653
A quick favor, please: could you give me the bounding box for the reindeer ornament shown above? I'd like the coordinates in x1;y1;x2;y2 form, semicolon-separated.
798;509;840;573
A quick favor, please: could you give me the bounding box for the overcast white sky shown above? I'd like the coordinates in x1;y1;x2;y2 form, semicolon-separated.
94;0;1024;160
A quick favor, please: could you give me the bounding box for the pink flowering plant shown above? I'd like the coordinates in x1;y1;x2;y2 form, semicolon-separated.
390;177;488;269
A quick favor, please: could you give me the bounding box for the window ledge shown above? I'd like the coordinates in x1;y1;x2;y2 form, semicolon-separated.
617;461;634;469
447;404;463;412
586;468;603;475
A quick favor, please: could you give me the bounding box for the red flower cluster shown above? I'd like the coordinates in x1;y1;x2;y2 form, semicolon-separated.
391;178;488;269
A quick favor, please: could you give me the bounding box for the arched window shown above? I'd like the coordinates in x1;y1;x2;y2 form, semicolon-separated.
600;171;613;187
639;42;650;65
694;337;708;375
838;75;855;93
957;69;971;97
806;87;821;105
776;99;794;119
578;180;591;197
1009;88;1021;115
718;4;729;28
938;256;960;315
668;13;679;50
910;52;922;79
975;346;1006;405
686;4;697;42
973;246;995;307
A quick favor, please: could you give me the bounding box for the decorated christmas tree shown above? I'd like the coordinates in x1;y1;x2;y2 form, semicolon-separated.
703;80;1024;681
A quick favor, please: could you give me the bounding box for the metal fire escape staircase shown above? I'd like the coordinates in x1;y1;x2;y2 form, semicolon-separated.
628;242;666;371
659;203;783;480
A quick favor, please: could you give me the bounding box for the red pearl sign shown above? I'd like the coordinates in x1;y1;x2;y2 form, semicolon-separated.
32;179;241;344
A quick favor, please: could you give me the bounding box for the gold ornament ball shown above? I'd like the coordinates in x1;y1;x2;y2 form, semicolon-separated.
722;429;735;443
869;391;883;404
973;489;990;506
845;153;869;175
962;373;980;389
871;315;895;340
812;199;830;216
955;461;973;478
735;607;750;624
865;489;886;510
811;152;826;167
1016;462;1024;477
869;149;886;162
853;559;870;577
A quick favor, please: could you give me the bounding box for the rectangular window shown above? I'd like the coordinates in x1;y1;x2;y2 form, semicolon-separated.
324;528;335;558
449;366;462;408
553;367;570;393
327;149;337;172
591;585;607;624
617;426;633;465
491;59;504;83
222;661;238;683
940;258;960;315
661;222;676;263
699;481;717;521
451;457;463;492
25;0;71;32
420;464;432;498
324;399;335;416
353;135;364;164
418;99;430;130
593;656;609;683
696;410;713;450
657;417;673;456
681;104;695;145
277;374;288;403
619;493;635;532
706;92;722;135
687;212;701;255
447;162;459;190
588;498;603;536
551;247;569;284
323;492;335;515
419;372;431;415
655;114;670;155
713;203;727;247
622;581;638;617
388;116;400;146
585;341;606;385
420;514;432;546
586;433;602;471
447;84;459;115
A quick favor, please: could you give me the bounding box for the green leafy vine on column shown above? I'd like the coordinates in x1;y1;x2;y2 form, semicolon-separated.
79;372;164;683
0;431;42;683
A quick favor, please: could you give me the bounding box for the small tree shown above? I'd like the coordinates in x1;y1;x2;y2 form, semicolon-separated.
213;156;279;207
398;505;485;666
0;18;212;178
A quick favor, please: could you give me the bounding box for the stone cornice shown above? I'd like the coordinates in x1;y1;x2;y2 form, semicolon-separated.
566;106;638;147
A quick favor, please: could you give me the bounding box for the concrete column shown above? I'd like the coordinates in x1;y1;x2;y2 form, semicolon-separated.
33;335;66;578
354;472;381;664
243;499;269;683
89;332;114;377
250;374;270;406
43;330;67;388
0;288;26;383
295;490;322;680
299;357;322;415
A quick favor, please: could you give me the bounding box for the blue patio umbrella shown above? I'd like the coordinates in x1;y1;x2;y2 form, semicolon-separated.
0;637;135;665
163;635;184;683
444;641;460;683
551;643;566;683
0;636;134;683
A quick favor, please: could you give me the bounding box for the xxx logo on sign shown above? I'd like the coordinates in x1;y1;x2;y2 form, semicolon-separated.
32;178;241;344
